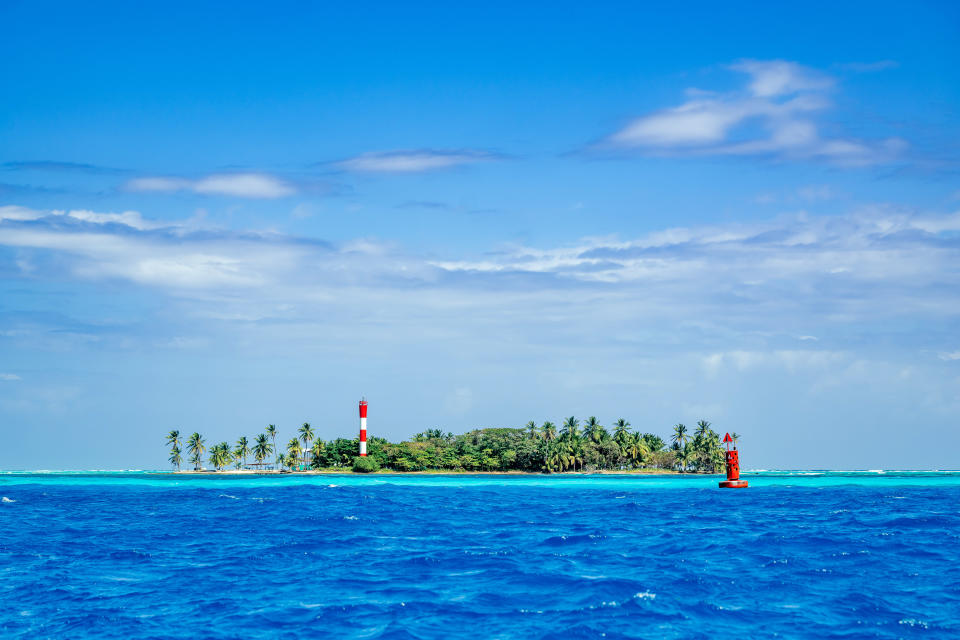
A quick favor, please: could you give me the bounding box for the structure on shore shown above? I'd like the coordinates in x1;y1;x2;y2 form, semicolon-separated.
359;398;368;457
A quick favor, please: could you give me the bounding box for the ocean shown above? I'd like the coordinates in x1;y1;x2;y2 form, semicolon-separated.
1;472;958;638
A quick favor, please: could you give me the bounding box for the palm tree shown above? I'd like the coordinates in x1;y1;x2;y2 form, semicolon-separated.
266;424;278;468
298;423;314;467
624;433;650;468
571;437;586;471
676;445;692;472
525;421;538;440
731;432;741;449
187;432;205;471
166;430;182;471
561;416;580;441
544;442;563;472
584;416;605;443
672;423;689;450
540;421;557;442
253;434;272;469
235;436;250;469
276;452;287;470
613;418;631;443
210;442;232;471
169;446;182;471
311;439;326;469
694;419;711;440
287;437;302;471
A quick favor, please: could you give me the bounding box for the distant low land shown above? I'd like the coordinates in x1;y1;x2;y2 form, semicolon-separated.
165;468;683;475
165;418;732;475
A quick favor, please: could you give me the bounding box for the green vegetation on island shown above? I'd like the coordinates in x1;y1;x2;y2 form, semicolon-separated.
164;418;738;474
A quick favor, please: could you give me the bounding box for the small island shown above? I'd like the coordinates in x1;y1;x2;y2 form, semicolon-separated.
164;418;736;475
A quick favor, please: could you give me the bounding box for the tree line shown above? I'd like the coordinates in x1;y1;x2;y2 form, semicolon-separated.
165;418;738;474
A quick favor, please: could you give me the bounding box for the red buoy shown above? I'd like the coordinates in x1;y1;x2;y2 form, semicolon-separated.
719;432;748;488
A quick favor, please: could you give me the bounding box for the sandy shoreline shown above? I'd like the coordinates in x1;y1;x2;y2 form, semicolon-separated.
165;468;686;476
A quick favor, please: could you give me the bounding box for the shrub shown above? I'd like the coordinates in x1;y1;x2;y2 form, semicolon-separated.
352;456;380;473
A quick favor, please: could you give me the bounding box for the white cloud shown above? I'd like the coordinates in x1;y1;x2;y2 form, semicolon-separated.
2;203;959;368
0;205;44;222
0;373;21;381
939;351;960;361
604;59;904;166
0;206;162;230
337;150;495;173
56;209;160;230
728;59;834;97
126;173;295;198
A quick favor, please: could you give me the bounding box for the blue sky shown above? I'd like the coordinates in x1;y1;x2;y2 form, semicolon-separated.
1;1;959;469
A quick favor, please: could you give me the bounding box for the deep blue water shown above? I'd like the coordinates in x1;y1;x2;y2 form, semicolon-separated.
1;472;959;639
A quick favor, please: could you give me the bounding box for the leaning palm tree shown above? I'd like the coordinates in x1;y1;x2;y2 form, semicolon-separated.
235;436;250;469
540;421;557;442
169;446;182;471
166;429;181;449
266;424;278;468
187;432;206;471
561;416;580;441
672;423;689;450
253;434;272;469
298;423;314;467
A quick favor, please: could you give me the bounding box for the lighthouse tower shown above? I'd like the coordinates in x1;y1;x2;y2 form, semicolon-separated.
359;399;368;457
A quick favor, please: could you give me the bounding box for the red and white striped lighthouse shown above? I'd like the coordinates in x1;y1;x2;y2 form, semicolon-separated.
359;398;368;456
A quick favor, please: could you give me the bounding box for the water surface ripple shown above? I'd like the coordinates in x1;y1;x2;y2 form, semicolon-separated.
1;472;958;638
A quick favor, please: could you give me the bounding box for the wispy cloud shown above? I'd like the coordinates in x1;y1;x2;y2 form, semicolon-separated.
125;173;296;198
729;59;834;98
336;149;498;173
601;59;906;166
702;350;845;378
836;60;900;73
4;203;959;348
0;373;21;382
0;205;161;230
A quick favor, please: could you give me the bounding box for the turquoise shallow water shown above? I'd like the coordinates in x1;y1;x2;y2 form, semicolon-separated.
1;471;959;638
